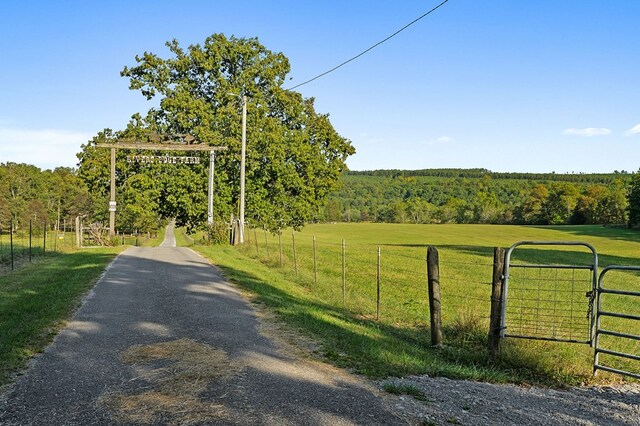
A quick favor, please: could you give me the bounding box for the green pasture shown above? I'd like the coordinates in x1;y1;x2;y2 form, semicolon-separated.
186;223;640;386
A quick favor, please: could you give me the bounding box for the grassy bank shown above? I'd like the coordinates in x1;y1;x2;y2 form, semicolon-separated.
186;223;640;386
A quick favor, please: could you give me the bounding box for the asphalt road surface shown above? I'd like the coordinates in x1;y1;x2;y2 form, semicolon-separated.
0;240;403;424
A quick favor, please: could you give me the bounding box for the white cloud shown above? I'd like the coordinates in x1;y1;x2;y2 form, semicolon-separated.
423;136;455;145
561;127;611;137
625;123;640;136
0;127;92;169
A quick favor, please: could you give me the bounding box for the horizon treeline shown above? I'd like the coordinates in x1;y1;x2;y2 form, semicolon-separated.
3;162;640;231
322;169;640;226
0;162;94;230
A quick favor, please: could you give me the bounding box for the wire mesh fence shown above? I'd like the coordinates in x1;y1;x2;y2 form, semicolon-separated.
505;266;594;342
237;227;496;333
0;218;77;274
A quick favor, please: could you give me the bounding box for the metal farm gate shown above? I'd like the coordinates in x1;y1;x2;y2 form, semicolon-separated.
501;241;598;344
593;266;640;380
501;241;640;379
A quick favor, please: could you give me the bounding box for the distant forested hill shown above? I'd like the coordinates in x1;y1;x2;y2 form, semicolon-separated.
319;169;633;225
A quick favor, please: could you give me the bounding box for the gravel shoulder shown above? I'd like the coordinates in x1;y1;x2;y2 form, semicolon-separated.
379;376;639;425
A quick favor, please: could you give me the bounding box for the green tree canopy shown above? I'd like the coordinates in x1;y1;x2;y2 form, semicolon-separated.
105;33;354;231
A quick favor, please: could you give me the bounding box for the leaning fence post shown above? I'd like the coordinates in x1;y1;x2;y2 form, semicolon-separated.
427;246;443;347
376;246;381;321
488;247;506;359
292;229;298;275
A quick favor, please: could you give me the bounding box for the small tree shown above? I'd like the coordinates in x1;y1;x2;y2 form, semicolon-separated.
628;172;640;227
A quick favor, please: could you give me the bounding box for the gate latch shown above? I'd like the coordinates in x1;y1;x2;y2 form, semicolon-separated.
586;290;595;319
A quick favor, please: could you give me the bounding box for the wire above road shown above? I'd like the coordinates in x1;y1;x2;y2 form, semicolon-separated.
287;0;450;91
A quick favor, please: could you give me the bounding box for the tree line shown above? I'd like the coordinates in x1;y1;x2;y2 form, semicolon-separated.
322;172;639;226
0;163;93;230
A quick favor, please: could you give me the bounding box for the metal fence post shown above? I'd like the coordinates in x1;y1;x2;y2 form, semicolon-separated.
313;235;318;287
29;219;32;262
292;229;298;275
43;222;47;255
376;246;381;321
10;220;14;270
279;230;283;267
342;239;346;305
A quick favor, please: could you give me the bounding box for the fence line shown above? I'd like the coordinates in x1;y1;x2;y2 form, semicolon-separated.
236;227;495;333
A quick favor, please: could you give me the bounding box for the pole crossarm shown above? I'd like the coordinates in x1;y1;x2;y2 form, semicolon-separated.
96;142;227;152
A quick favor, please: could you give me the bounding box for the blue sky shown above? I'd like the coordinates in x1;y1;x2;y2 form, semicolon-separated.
0;0;638;172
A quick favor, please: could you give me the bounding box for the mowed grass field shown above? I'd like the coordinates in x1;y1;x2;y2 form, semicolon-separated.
186;223;640;386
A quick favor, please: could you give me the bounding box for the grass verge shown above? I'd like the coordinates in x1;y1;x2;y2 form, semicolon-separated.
0;248;121;386
187;244;542;384
185;223;640;386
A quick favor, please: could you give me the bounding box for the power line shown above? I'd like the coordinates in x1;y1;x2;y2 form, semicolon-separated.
287;0;450;91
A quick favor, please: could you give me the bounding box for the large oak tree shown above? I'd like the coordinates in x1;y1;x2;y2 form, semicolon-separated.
79;34;354;232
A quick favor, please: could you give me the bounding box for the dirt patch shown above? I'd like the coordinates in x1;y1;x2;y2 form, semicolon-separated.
100;338;242;425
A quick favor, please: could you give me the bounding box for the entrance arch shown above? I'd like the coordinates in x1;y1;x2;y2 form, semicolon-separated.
96;139;227;236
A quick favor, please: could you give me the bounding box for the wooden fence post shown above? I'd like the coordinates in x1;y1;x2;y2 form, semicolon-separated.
488;247;506;359
254;228;259;256
376;246;381;321
264;228;269;257
43;222;47;255
427;246;443;347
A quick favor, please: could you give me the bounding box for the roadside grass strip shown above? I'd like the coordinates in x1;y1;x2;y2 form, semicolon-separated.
186;223;640;386
0;249;121;385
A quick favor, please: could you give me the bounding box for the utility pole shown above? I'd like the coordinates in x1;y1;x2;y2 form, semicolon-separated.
239;95;247;244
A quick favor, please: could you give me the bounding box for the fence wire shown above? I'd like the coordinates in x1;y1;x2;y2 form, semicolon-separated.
238;228;496;331
505;265;593;342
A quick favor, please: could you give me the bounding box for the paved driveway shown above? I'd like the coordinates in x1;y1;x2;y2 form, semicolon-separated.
0;244;402;425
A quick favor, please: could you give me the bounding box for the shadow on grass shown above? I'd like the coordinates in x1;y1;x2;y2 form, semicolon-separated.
531;225;640;244
382;243;640;269
212;258;586;386
0;250;118;385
